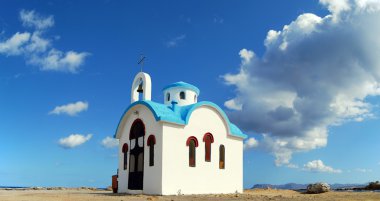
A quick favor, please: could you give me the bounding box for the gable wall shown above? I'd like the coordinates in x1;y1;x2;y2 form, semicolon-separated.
117;105;163;194
161;106;243;195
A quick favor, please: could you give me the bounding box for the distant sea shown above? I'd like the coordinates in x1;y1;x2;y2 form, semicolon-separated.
0;186;108;190
0;186;27;189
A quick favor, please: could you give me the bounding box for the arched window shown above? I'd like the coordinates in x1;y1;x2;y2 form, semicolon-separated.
186;136;199;167
147;135;156;166
122;143;128;170
167;93;170;101
219;145;225;169
180;91;186;100
203;133;214;162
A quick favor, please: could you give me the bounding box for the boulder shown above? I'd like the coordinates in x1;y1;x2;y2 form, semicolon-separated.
306;183;330;194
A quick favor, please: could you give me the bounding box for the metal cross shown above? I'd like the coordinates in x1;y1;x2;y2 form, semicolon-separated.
137;54;146;72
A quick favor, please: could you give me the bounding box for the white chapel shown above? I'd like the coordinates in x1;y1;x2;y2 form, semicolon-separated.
114;71;247;195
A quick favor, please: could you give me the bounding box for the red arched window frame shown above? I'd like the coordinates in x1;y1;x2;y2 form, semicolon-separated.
129;118;145;140
147;135;156;166
203;133;214;162
186;136;198;167
147;135;156;146
186;136;199;147
122;143;128;170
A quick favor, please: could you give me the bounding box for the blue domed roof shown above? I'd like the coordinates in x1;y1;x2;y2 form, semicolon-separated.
162;81;200;95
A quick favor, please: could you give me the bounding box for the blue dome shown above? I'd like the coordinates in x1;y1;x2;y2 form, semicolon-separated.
162;81;200;95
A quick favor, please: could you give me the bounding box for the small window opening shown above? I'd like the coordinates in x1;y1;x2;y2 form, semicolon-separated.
219;145;225;169
189;140;196;167
194;95;197;102
167;93;171;102
122;143;128;170
186;136;198;167
203;133;214;162
147;135;156;166
180;91;186;100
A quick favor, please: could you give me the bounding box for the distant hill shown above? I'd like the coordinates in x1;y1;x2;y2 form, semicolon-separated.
251;183;367;190
252;183;307;190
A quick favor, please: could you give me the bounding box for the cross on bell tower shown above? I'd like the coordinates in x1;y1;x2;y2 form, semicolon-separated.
138;54;146;72
136;55;146;93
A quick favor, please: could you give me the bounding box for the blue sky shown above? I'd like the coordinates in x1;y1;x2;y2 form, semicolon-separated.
1;0;379;188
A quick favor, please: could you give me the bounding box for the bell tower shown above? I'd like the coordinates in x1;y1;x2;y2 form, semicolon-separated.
131;72;152;103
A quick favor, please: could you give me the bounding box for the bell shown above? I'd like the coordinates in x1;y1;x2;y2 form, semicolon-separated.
137;83;143;93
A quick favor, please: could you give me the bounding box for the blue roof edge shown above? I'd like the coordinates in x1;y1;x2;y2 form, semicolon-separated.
114;100;247;139
162;81;200;95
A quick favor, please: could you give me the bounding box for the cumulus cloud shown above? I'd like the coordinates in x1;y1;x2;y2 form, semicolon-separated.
101;136;119;148
223;0;380;166
244;137;259;150
58;134;92;149
0;9;89;73
303;160;342;173
0;32;30;56
166;34;186;48
20;9;54;30
29;49;89;73
49;101;88;116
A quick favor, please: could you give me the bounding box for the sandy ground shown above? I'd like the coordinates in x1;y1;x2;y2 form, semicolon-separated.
1;189;380;201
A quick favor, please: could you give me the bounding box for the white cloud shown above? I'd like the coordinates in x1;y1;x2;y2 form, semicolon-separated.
224;99;243;111
239;49;254;65
303;160;342;173
101;136;119;148
0;9;89;73
355;168;373;173
166;34;186;48
287;163;299;169
244;137;259;150
20;9;54;30
25;31;50;53
49;101;88;116
320;0;351;19
58;134;92;149
0;32;30;55
223;0;380;166
30;49;89;73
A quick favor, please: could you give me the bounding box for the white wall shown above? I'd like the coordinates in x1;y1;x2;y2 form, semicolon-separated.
117;104;163;195
161;106;244;195
163;87;198;106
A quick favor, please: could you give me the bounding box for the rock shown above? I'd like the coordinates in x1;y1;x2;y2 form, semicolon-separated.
306;183;330;194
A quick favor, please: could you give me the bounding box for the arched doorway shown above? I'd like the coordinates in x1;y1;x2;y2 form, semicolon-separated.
128;119;145;190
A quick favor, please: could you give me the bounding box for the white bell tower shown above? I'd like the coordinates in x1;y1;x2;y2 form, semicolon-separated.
131;72;152;103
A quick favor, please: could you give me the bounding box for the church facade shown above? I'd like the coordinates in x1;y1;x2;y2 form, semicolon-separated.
114;72;247;195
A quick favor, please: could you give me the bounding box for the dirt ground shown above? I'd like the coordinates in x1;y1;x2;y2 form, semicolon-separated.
1;188;380;201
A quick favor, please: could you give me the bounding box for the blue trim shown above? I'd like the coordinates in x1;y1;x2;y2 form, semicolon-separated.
114;100;247;139
162;81;200;95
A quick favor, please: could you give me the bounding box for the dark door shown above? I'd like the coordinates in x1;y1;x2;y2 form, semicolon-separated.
128;119;145;190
